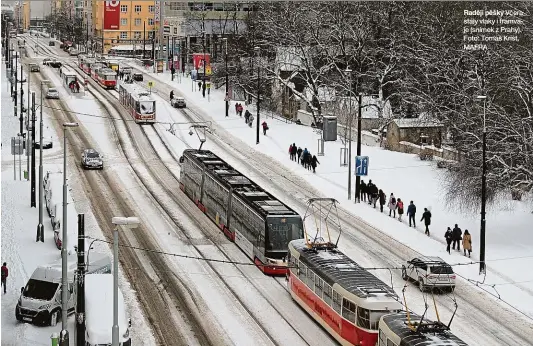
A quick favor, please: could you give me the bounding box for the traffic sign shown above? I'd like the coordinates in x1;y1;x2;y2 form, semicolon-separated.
355;156;369;176
11;136;23;155
147;81;154;87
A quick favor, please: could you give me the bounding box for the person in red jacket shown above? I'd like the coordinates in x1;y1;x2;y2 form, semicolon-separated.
1;262;8;294
262;121;269;135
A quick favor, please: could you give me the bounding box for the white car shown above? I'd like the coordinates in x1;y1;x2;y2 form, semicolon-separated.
46;87;59;99
171;97;186;108
402;256;456;292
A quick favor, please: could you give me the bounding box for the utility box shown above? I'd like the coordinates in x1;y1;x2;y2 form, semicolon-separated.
322;116;338;141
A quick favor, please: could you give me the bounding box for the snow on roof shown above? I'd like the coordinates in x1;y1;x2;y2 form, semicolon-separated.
85;274;129;344
392;117;443;128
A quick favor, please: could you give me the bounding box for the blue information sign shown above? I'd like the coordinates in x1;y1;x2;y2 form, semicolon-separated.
355;156;369;176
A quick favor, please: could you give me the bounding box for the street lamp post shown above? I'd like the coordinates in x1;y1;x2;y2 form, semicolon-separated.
202;31;206;98
476;95;487;274
111;216;140;346
60;122;79;346
345;69;353;200
223;37;229;117
36;80;50;242
254;46;260;144
355;93;362;203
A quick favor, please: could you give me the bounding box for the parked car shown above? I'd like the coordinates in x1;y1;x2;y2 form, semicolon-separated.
132;72;143;81
402;256;456;292
171;97;186;108
69;48;79;56
35;138;53;149
81;148;104;170
29;63;40;72
48;41;55;46
45;87;59;99
42;58;52;65
49;60;62;68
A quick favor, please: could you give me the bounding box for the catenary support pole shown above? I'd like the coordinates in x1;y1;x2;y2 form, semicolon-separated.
346;70;352;200
112;226;120;346
224;38;228;117
37;82;45;242
60;126;70;346
31;92;36;207
480;98;487;274
76;214;86;346
20;64;24;135
355;93;362;203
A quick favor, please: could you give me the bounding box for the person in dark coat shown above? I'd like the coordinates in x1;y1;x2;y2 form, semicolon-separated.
170;90;174;100
406;201;416;227
445;227;453;254
360;180;367;202
235;102;239;115
290;143;297;161
420;208;432;236
311;155;320;173
198;80;202;91
1;262;8;294
289;144;294;160
244;109;251;123
297;147;303;164
452;224;462;251
262;121;268;135
369;184;379;208
366;180;375;204
378;189;386;212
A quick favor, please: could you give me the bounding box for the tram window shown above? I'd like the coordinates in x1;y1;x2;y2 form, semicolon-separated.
369;310;390;330
387;339;397;346
299;263;307;280
307;271;315;288
378;329;386;346
139;101;154;114
332;291;342;314
342;298;356;322
323;284;332;306
314;277;323;298
356;306;370;329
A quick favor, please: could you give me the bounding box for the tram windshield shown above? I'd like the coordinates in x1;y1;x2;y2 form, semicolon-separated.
139;101;155;114
266;216;304;252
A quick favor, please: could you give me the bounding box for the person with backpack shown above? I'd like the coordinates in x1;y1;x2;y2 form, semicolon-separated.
1;262;8;294
452;224;463;251
406;201;416;227
463;230;472;257
397;198;404;221
388;193;397;217
445;227;453;254
360;180;367;202
420;208;432;236
378;189;386;212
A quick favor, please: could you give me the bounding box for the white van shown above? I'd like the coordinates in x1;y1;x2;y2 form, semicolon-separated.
16;253;111;326
44;172;62;218
85;274;132;346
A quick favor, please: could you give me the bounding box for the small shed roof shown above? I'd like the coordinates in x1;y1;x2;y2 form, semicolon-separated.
392;118;443;128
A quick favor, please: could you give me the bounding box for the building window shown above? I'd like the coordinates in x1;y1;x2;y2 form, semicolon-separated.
120;18;127;26
173;27;177;35
120;31;128;39
134;5;141;12
148;18;154;26
134;31;141;39
148;5;154;13
135;18;141;26
120;5;127;12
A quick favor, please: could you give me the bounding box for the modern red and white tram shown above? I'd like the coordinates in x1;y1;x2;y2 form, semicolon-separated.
287;239;403;346
180;149;304;275
94;67;117;89
118;83;156;123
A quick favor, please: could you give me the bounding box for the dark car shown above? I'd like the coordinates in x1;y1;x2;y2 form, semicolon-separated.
43;58;52;65
35;138;53;149
81;149;104;170
49;61;62;68
132;73;143;81
48;41;55;46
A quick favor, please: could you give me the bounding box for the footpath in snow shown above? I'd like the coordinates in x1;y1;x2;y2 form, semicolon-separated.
126;61;533;319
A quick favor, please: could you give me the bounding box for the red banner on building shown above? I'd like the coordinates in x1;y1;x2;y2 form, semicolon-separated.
104;0;120;30
193;53;212;75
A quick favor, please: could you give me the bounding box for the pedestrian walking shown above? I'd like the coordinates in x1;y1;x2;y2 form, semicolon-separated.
262;121;268;135
289;144;294;160
378;189;386;212
238;103;244;117
290;143;297;161
445;227;453;254
360;180;367;202
463;230;472;257
407;201;416;227
420;208;432;236
302;148;309;168
388;193;397;218
366;179;376;204
370;184;379;208
1;262;8;294
297;147;303;164
311;155;320;173
198;81;202;91
170;90;174;100
397;198;404;221
452;224;462;251
235;102;239;115
244;109;251;123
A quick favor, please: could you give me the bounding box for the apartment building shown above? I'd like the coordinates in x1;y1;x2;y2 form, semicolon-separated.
93;0;157;54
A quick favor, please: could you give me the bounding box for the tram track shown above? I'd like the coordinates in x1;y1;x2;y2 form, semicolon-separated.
27;37;334;346
124;63;533;345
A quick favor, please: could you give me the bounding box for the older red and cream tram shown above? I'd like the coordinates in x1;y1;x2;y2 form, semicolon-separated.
287;239;403;345
94;67;117;89
378;312;468;346
118;83;156;123
180;149;304;275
